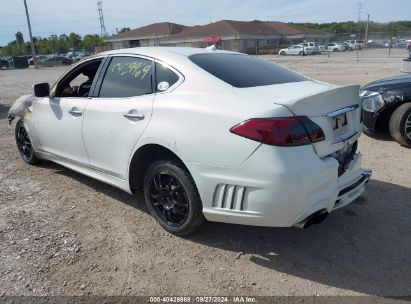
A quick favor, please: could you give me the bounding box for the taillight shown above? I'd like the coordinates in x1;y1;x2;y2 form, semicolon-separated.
230;116;325;146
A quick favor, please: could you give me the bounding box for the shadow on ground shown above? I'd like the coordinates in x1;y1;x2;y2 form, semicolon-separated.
189;179;411;297
34;161;411;297
37;161;149;214
364;131;394;142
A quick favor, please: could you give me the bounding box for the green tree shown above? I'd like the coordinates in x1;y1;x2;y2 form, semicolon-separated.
82;34;104;52
68;32;81;51
1;32;108;56
57;34;69;54
48;34;58;54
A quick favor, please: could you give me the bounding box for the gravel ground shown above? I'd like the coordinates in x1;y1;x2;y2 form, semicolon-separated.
0;48;410;297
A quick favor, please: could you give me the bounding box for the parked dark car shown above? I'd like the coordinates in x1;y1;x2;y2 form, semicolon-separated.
0;58;9;68
361;73;411;147
12;56;30;69
43;55;73;65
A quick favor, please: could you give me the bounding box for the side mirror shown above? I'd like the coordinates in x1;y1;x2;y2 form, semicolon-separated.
33;83;50;97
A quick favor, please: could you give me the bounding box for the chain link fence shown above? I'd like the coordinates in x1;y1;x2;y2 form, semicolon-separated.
333;31;411;47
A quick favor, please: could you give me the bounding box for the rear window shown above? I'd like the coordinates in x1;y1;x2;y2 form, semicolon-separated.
189;53;307;88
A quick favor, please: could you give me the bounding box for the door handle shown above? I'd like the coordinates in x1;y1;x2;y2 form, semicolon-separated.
124;112;145;120
68;108;82;116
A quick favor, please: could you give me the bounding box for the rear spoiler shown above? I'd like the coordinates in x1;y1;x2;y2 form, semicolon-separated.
285;85;361;117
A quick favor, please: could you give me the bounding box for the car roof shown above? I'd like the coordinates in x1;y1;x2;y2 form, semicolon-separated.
99;47;238;59
95;47;245;69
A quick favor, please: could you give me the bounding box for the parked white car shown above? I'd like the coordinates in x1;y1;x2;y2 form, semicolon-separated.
9;47;371;235
352;40;365;49
325;43;346;52
299;42;321;54
345;40;362;50
279;45;309;55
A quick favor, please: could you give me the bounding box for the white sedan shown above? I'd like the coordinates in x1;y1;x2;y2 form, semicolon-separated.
9;47;371;235
325;43;346;52
278;45;309;55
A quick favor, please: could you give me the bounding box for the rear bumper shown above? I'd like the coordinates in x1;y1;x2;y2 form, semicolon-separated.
187;144;371;228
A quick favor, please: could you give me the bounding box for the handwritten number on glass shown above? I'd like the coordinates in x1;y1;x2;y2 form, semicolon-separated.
110;61;152;80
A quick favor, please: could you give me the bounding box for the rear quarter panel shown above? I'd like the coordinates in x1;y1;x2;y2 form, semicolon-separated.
136;89;293;167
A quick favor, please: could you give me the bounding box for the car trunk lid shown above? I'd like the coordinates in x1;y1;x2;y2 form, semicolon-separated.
234;80;362;157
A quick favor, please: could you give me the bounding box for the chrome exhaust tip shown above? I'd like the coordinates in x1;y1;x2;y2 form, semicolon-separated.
293;209;329;229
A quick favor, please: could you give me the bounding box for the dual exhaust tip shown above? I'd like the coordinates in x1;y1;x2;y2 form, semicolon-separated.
293;209;329;229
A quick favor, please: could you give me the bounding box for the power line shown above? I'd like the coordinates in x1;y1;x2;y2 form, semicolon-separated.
0;18;97;28
0;9;100;17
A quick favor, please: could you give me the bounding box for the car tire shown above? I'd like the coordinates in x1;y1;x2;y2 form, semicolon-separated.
299;51;303;55
333;48;338;52
15;119;39;165
280;51;285;56
389;103;411;147
143;160;205;236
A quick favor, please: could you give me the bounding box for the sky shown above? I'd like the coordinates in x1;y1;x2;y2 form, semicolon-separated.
0;0;410;46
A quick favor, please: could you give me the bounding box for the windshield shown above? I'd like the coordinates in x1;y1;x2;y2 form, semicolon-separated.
189;53;307;88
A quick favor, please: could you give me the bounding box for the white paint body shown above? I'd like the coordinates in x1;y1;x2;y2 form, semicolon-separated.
278;45;309;55
24;47;369;227
325;43;346;52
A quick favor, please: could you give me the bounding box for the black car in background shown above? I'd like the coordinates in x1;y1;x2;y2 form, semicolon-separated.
42;55;73;65
361;73;411;147
0;58;9;68
0;56;29;69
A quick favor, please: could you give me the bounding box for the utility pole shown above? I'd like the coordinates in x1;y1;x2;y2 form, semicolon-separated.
97;1;107;38
23;0;37;69
365;13;370;47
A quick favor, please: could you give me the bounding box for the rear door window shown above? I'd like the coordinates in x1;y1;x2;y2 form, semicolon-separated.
155;62;180;91
189;53;307;88
99;56;153;98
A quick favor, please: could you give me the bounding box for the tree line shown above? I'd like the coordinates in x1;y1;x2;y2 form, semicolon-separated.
0;33;104;57
292;21;411;36
1;21;410;57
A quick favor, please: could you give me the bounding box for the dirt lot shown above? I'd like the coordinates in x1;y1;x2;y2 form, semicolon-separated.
0;48;410;297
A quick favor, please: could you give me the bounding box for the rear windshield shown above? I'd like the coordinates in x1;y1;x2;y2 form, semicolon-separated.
189;53;307;88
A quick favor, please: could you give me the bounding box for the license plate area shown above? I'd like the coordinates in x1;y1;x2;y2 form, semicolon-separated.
332;113;348;131
323;105;359;137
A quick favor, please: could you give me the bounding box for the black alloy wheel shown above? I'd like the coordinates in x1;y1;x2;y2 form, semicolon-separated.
15;120;38;165
149;171;189;227
144;161;205;235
